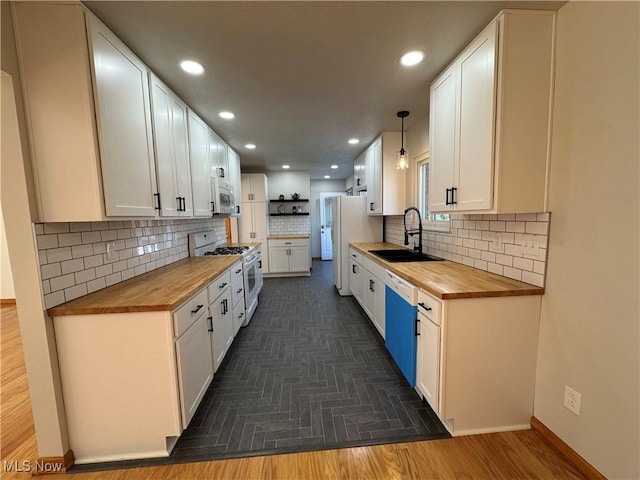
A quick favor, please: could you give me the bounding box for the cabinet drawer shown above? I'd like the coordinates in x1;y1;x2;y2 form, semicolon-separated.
269;238;308;248
208;270;231;303
232;301;245;336
173;288;208;338
230;261;243;284
363;256;385;279
349;248;362;265
417;289;442;325
231;275;245;309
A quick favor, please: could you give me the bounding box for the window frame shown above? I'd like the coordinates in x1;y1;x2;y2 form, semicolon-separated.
415;151;451;233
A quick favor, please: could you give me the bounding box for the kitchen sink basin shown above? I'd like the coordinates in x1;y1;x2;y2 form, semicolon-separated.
369;249;444;263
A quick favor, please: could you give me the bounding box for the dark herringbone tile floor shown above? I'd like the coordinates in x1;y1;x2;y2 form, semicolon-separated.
171;260;449;461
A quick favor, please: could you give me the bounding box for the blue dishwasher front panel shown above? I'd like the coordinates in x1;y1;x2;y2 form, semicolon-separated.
385;286;417;386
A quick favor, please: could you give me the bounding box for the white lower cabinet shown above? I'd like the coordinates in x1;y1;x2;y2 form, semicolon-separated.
267;238;310;276
349;248;385;338
208;269;234;372
415;288;542;436
175;313;214;428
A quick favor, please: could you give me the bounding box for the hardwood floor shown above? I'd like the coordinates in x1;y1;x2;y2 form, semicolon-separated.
0;304;584;479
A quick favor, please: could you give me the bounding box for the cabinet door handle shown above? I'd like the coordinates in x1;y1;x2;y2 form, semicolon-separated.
219;167;225;178
370;202;374;211
239;312;244;319
211;201;215;213
415;318;420;336
236;205;240;214
235;269;242;274
418;302;432;312
191;304;203;314
352;264;356;274
176;197;182;211
207;316;213;332
357;178;361;186
221;299;226;314
451;187;457;205
154;193;161;210
224;298;228;314
370;280;375;292
258;260;262;269
237;288;243;294
219;282;227;289
445;188;451;205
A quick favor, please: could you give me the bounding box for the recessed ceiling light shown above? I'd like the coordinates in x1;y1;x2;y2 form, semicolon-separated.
219;111;235;120
324;175;331;179
331;165;338;169
400;50;425;67
245;144;256;149
348;138;360;145
282;165;290;169
179;60;205;75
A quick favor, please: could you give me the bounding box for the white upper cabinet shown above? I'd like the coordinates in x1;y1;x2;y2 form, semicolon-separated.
187;110;212;217
209;131;229;181
241;173;267;203
150;74;192;217
429;10;556;214
13;3;159;220
88;14;159;218
353;151;366;192
358;133;405;216
227;148;242;217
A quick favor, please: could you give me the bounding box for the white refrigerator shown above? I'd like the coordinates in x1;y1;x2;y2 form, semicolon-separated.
331;196;383;296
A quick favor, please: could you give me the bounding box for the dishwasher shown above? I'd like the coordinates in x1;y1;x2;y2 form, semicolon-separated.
384;270;419;386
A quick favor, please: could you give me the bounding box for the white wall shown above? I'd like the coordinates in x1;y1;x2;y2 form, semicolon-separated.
0;206;15;299
266;171;310;200
310;179;346;258
534;3;639;479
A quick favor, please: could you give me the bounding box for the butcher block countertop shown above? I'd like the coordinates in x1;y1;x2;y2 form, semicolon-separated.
268;234;310;239
47;257;241;316
350;242;544;300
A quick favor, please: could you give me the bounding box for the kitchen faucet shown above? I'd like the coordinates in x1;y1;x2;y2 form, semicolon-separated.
403;207;423;256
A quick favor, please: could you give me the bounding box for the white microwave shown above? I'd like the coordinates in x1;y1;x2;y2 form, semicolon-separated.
211;178;235;216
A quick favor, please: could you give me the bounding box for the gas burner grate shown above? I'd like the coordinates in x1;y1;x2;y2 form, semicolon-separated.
204;246;250;256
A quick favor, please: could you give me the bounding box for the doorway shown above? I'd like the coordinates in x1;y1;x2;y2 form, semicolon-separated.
319;192;345;260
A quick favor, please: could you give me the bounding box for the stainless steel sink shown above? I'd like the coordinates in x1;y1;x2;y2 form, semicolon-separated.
369;249;444;263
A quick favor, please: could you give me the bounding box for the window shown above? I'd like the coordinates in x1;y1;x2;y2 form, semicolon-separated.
416;153;450;231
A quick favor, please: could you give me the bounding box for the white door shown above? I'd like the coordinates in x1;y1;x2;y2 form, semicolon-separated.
320;192;345;260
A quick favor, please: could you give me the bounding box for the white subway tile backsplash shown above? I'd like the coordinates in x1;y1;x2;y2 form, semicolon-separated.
37;234;58;250
513;257;534;271
75;269;96;284
50;273;75;292
58;233;82;247
47;247;73;263
41;263;62;280
61;258;84;274
71;244;94;258
81;231;101;244
36;218;226;309
64;284;87;302
44;223;70;234
384;211;549;287
503;266;523;281
525;221;549;235
522;271;544;287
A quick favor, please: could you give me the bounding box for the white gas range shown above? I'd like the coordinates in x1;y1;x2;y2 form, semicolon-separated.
189;231;263;325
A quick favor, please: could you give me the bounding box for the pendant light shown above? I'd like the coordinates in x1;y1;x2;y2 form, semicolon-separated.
396;110;410;170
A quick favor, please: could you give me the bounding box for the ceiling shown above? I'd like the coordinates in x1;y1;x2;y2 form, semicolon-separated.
84;1;564;180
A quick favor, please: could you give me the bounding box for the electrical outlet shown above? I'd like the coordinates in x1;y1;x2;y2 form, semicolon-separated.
518;234;541;259
563;385;582;415
105;241;118;261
